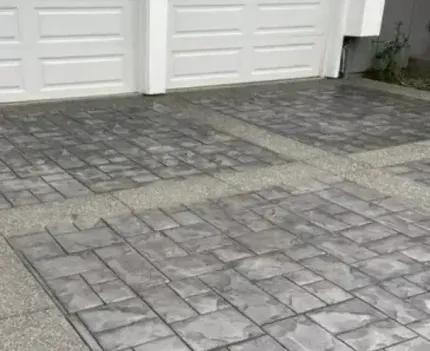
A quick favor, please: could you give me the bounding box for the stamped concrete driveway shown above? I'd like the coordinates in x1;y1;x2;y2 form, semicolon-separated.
2;79;430;351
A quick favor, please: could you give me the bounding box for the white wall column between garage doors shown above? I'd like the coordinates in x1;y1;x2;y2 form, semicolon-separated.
167;0;332;89
0;0;137;103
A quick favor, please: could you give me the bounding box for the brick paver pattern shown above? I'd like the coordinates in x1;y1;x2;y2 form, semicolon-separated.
185;83;430;154
10;181;430;351
0;98;288;208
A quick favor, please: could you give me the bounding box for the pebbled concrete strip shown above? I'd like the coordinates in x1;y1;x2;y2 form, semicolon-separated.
0;194;130;237
350;142;430;168
114;174;240;212
0;236;54;320
0;308;89;351
213;162;340;192
178;101;328;161
346;77;430;102
341;167;430;212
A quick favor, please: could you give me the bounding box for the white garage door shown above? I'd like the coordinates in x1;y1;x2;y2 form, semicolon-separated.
168;0;330;89
0;0;136;103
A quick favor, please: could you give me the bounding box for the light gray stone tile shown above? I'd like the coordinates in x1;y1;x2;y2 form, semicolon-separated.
229;335;287;351
104;214;152;237
96;317;173;351
172;308;263;351
233;253;301;281
181;234;234;254
92;279;135;304
308;299;385;334
303;280;352;304
381;277;425;298
155;253;224;280
303;209;350;232
338;320;416;351
303;255;373;290
78;298;157;333
134;336;190;351
164;222;221;243
201;269;294;325
185;291;230;314
409;318;430;340
265;316;353;351
47;275;103;313
405;270;430;289
312;235;378;264
335;212;371;227
376;214;428;238
355;253;423;280
33;251;104;280
81;268;117;285
354;285;426;324
55;227;123;253
96;244;168;291
258;276;325;313
402;245;430;262
385;338;430;351
169;277;210;298
364;235;416;254
284;244;325;261
284;268;324;286
171;210;204;225
141;285;197;323
211;243;254;262
236;228;301;254
408;293;430;314
127;232;188;261
340;223;398;244
137;209;179;231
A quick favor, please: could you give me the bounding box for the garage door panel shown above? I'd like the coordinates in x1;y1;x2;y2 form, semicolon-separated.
168;0;329;89
0;60;24;92
171;34;244;52
0;0;135;103
40;56;124;88
255;1;327;35
172;49;241;76
251;38;324;79
0;7;20;42
35;7;124;39
172;3;245;34
35;39;126;58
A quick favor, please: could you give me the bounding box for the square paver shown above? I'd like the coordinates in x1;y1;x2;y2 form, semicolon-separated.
264;316;353;351
172;308;263;351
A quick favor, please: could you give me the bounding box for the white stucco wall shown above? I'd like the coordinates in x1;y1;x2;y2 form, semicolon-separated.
350;0;430;72
409;0;430;59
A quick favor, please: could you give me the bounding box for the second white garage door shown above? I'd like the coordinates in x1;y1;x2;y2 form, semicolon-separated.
0;0;136;103
167;0;330;89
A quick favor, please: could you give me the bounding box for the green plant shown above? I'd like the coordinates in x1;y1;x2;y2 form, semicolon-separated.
370;22;410;81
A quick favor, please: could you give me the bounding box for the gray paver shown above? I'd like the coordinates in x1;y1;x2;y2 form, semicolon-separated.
172;308;263;351
307;299;385;334
257;276;325;313
338;320;416;351
264;316;353;351
141;284;197;323
201;269;294;325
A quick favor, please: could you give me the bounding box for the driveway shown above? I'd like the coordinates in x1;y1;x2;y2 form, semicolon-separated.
1;79;430;351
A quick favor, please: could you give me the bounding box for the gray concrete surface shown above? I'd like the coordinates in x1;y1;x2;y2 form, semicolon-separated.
1;78;430;351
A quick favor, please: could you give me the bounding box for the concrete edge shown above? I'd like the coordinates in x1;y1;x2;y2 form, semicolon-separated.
345;77;430;102
349;142;430;168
